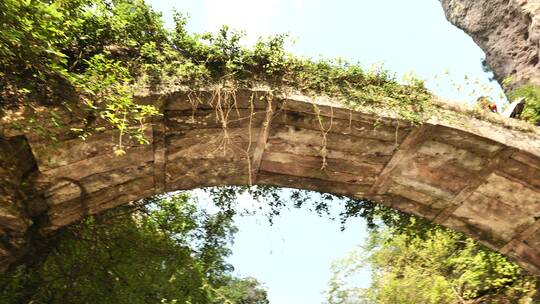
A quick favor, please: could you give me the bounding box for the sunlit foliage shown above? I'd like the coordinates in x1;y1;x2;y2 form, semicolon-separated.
325;221;538;304
0;193;268;304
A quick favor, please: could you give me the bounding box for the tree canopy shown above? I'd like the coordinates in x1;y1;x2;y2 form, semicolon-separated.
325;221;538;304
0;193;269;304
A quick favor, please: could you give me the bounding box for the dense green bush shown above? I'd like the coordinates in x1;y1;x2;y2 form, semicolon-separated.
326;222;538;304
0;193;268;304
0;0;432;141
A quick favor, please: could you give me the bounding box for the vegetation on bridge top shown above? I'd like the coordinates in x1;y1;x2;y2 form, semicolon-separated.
0;0;432;141
2;0;538;149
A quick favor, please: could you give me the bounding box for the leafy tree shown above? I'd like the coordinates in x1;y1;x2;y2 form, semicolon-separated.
0;0;165;100
0;193;269;304
203;187;540;303
211;277;270;304
325;221;538;304
207;187;539;303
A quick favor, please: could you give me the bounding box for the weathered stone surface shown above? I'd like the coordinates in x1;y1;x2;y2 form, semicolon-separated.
2;89;540;275
449;191;535;245
499;153;540;189
440;0;540;87
35;146;154;182
383;193;442;220
166;128;259;161
262;152;384;178
265;137;392;164
272;110;411;142
30;129;152;171
256;172;372;197
270;126;397;157
416;140;487;172
43;172;156;232
166;157;250;190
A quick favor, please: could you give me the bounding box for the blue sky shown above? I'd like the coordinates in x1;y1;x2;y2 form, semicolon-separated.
146;0;504;303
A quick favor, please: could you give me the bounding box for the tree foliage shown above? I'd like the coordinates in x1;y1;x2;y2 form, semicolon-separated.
0;193;269;304
206;187;539;303
325;221;538;304
205;186;431;235
0;184;537;303
1;0;433;149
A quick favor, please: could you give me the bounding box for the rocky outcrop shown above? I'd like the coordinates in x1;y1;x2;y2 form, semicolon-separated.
440;0;540;88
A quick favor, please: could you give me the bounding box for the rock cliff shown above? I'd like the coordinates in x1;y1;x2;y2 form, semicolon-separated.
440;0;540;88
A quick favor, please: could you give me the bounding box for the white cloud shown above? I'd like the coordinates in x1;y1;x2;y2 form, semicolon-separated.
202;0;277;45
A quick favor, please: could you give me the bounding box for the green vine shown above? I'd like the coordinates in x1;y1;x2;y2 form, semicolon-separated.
0;1;435;154
78;54;159;155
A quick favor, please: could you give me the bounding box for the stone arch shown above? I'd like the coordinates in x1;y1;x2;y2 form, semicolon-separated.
2;89;539;274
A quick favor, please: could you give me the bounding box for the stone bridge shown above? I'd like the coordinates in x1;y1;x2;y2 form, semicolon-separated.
1;90;540;275
0;0;540;276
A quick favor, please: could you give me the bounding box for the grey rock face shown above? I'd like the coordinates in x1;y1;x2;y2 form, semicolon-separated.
440;0;540;88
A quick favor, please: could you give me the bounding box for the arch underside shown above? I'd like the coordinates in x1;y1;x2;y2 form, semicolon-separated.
1;90;540;275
